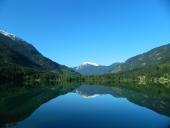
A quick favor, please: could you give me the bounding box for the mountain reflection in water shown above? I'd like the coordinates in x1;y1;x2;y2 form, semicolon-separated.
0;84;170;128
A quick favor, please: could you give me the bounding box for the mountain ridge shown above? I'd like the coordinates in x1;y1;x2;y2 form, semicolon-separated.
74;62;120;75
0;30;80;83
113;43;170;73
0;30;74;73
74;43;170;75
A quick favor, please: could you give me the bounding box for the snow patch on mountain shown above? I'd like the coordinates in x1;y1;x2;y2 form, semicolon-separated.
0;29;25;42
75;61;101;70
0;30;17;40
82;61;100;66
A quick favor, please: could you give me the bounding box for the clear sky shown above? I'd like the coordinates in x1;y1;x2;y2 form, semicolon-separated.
0;0;170;67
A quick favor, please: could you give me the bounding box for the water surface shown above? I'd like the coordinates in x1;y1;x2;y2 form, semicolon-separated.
0;84;170;128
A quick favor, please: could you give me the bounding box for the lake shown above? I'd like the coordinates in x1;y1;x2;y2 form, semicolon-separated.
0;84;170;128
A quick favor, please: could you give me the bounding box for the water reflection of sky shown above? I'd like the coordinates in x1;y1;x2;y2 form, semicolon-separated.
14;91;170;128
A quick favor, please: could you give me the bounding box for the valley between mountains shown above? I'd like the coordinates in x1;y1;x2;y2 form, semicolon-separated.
0;30;170;86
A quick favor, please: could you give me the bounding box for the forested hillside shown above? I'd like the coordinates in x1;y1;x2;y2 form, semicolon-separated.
0;31;81;85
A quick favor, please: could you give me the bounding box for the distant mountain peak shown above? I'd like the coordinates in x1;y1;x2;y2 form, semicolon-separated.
81;61;100;66
74;61;100;72
74;61;121;75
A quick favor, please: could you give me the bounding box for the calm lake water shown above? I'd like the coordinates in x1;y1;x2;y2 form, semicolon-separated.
0;84;170;128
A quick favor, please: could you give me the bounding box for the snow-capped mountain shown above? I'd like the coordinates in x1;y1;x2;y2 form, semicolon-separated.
74;61;121;75
0;30;25;42
81;61;100;66
75;61;100;71
0;30;17;40
0;29;78;74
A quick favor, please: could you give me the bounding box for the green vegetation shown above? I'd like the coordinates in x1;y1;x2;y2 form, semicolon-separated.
1;31;170;87
111;44;170;73
0;63;82;86
84;61;170;87
0;32;81;86
83;44;170;87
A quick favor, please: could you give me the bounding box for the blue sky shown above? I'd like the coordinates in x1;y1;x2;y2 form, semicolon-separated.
0;0;170;67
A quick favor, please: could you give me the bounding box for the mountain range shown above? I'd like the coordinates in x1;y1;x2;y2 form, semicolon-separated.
74;62;120;75
0;29;170;83
0;30;79;83
75;43;170;75
0;30;76;72
115;44;170;72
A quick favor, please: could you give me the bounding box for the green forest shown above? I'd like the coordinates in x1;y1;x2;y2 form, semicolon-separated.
0;31;170;87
